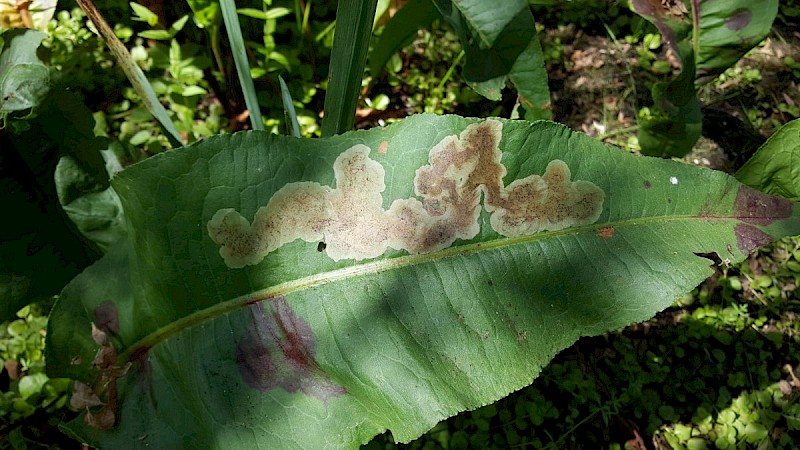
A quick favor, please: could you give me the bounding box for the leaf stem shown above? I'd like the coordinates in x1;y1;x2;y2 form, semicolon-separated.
74;0;184;148
690;0;700;56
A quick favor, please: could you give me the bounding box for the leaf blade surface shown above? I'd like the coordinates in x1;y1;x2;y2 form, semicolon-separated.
47;115;800;447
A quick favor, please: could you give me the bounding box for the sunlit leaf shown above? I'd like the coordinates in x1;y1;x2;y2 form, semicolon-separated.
47;115;800;447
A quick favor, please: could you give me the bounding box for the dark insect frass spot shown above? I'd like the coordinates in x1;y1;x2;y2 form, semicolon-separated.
236;298;345;404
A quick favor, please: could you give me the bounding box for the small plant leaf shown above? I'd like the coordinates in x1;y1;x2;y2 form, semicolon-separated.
185;0;221;29
137;15;189;41
236;7;291;20
129;2;159;27
368;0;441;81
46;115;800;447
432;0;551;120
0;29;50;118
736;118;800;200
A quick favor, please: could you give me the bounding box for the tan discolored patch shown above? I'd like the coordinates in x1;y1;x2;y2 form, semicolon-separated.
208;120;605;267
597;226;615;239
378;140;389;154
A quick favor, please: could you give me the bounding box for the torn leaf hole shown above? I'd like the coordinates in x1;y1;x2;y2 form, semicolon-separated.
693;251;723;267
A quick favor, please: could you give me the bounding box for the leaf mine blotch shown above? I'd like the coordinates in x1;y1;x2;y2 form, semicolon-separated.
209;120;604;266
734;223;774;254
726;8;752;31
733;185;792;226
94;302;120;336
236;299;345;403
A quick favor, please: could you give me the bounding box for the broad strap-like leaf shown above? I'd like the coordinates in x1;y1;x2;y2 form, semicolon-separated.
219;0;263;131
321;0;379;136
47;115;799;447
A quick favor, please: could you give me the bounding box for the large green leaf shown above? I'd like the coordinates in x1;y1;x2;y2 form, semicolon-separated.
736;119;800;200
630;0;778;76
0;29;117;320
432;0;551;120
55;145;127;252
47;115;799;447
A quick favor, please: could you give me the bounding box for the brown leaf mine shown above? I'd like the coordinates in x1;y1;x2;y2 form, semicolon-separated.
72;322;131;430
209;120;604;266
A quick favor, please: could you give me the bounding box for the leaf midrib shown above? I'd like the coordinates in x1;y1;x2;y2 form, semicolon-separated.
118;213;737;362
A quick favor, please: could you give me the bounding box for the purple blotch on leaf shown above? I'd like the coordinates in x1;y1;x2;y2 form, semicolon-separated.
735;223;773;254
726;8;752;31
94;302;120;335
236;298;345;404
643;180;652;189
733;185;792;226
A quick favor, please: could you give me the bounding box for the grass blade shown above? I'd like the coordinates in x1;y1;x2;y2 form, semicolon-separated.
74;0;183;148
219;0;264;131
278;75;301;137
321;0;379;137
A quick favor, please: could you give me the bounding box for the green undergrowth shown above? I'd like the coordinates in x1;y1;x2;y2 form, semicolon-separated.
0;302;72;447
365;236;800;448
